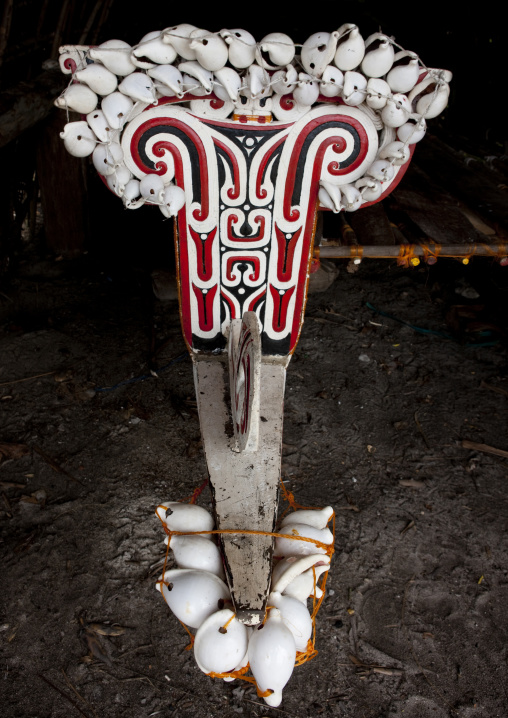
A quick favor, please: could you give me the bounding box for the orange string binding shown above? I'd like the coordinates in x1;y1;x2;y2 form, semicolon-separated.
481;242;508;264
397;244;420;267
497;243;507;263
461;244;476;265
421;243;441;265
349;245;363;263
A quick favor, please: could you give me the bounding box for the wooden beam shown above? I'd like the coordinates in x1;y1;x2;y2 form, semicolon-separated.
390;186;486;246
0;70;64;148
414;135;508;229
347;202;396;246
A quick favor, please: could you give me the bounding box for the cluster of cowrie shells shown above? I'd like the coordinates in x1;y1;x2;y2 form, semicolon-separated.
56;23;451;215
155;501;334;706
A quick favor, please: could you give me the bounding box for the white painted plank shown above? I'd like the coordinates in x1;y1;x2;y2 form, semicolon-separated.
194;358;285;624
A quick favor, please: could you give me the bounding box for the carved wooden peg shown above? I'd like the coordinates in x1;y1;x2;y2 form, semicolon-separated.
228;311;262;453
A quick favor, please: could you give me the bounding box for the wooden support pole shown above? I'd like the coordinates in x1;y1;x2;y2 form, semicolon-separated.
0;0;14;70
317;243;508;262
36;110;89;256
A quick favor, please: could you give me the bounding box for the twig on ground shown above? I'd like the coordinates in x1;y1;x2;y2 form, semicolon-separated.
462;440;508;459
2;492;12;516
400;520;415;536
0;370;57;387
117;676;155;686
94;663;160;690
349;613;359;656
480;380;508;397
39;674;92;718
33;445;84;485
349;654;403;676
61;669;99;718
118;643;153;658
322;693;351;702
372;667;404;676
414;411;430;448
14;529;37;552
399;479;426;489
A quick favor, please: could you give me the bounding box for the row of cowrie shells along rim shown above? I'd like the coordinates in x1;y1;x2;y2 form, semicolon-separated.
57;24;451;109
58;23;451;80
56;25;451;215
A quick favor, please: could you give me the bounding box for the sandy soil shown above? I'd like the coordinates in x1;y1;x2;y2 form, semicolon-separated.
1;249;507;718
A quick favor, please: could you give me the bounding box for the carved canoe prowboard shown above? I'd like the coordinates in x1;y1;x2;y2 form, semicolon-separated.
54;30;454;632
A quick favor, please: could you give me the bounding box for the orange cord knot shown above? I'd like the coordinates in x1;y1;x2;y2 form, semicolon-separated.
495;243;507;265
178;620;195;650
256;686;273;698
310;247;321;273
397;244;418;268
220;613;236;633
421;243;441;265
350;245;363;264
207;663;250;680
461;244;476;264
295;638;319;666
188;477;209;504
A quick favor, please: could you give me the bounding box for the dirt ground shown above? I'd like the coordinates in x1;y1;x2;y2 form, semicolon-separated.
1;238;507;718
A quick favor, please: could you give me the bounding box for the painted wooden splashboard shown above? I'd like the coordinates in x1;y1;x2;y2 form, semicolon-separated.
55;24;452;629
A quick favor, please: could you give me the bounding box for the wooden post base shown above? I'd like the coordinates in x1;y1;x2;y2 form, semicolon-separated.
193;356;286;625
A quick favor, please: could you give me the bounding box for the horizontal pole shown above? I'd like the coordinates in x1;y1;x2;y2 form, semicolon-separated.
316;242;508;264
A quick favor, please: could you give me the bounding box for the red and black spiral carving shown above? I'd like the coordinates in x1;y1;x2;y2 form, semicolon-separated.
282;114;368;222
130;117;210;222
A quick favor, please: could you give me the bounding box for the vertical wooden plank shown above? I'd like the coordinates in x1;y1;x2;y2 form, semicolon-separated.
348;202;396;246
36;109;88;256
0;0;14;70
